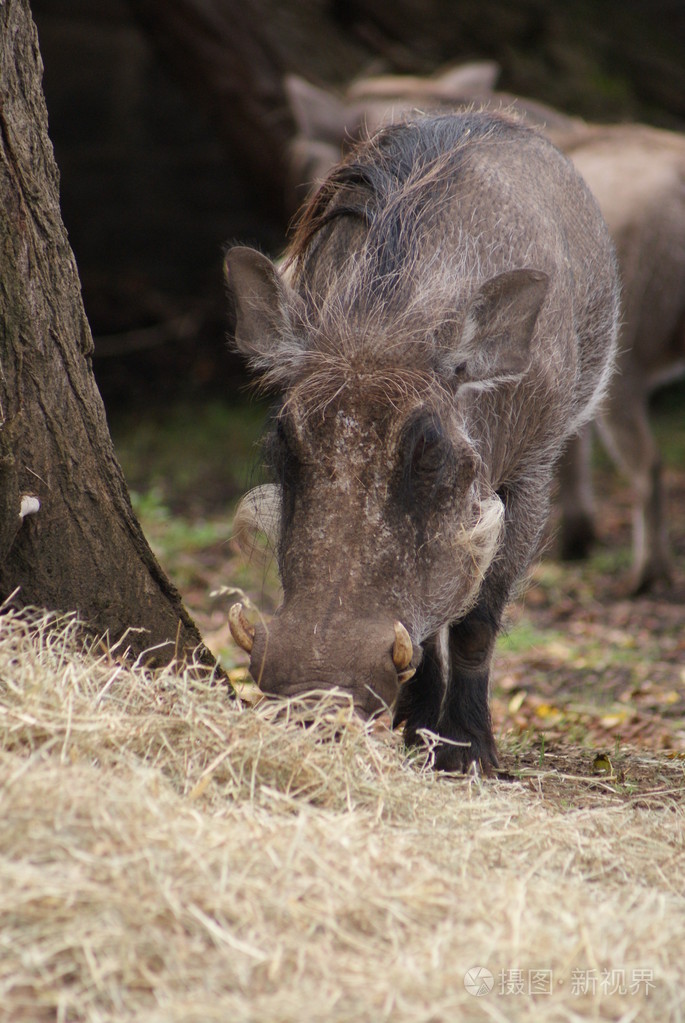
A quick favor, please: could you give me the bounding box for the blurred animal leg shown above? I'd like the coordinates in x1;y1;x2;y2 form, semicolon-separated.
597;388;672;593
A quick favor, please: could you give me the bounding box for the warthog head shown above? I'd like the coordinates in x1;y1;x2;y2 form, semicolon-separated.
225;240;547;717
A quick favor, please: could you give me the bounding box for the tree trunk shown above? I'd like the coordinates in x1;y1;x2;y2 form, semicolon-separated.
0;0;216;669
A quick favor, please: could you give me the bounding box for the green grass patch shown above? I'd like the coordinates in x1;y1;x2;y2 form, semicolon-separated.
498;619;567;655
130;488;227;557
111;398;271;515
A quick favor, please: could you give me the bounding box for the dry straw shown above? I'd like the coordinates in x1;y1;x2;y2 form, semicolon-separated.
1;608;683;1021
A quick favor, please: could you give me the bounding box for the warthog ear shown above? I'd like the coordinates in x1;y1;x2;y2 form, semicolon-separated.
224;246;305;366
429;60;500;97
448;268;549;383
285;74;351;143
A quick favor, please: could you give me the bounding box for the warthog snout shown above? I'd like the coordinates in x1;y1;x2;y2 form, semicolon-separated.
229;602;418;714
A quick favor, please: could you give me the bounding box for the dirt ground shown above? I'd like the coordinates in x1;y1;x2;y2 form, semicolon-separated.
493;448;685;760
483;450;685;802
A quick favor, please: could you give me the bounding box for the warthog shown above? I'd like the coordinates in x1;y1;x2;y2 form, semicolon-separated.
225;112;619;772
285;64;579;204
552;123;685;591
285;69;685;592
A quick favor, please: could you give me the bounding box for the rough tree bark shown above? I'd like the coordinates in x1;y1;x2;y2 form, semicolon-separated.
0;0;216;668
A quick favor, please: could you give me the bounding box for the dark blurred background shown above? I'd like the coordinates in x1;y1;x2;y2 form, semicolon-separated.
31;0;685;410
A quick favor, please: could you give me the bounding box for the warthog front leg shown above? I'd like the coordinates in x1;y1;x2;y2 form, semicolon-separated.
398;474;551;772
395;612;499;773
394;635;444;749
434;607;500;773
394;606;501;773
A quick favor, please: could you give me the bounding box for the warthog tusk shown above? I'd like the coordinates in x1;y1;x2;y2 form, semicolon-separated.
392;621;413;671
228;602;255;654
397;667;416;685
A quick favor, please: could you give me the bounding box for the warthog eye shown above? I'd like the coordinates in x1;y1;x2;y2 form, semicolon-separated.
411;427;444;478
398;413;455;506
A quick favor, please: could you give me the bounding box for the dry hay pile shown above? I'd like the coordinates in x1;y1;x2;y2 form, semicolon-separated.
1;609;684;1022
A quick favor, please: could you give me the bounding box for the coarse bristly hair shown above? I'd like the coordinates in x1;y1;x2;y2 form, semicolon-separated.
257;111;543;400
232;483;282;564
